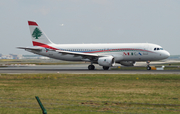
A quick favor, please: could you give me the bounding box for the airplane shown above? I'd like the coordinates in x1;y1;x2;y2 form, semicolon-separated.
17;21;170;70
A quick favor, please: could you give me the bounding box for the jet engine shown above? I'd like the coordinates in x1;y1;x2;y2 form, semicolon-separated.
119;61;136;66
98;56;115;67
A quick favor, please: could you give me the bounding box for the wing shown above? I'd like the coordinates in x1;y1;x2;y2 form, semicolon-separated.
56;50;104;61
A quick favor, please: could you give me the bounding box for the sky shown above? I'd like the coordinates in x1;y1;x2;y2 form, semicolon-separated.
0;0;180;55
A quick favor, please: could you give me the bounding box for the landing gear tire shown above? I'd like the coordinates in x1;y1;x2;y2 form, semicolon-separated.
103;66;109;70
147;66;151;70
146;61;151;70
88;65;95;70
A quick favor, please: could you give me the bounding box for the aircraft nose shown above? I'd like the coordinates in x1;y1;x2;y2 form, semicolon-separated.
164;51;170;59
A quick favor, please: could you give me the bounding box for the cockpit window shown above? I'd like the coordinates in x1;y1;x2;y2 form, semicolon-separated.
154;47;163;51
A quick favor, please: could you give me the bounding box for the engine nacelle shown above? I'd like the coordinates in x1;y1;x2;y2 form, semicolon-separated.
98;56;115;67
119;61;136;66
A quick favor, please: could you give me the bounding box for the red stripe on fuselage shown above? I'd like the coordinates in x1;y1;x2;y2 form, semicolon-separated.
32;41;59;50
32;41;154;53
85;48;153;53
28;21;38;26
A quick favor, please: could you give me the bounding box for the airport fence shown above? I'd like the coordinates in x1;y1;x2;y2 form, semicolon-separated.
0;97;180;113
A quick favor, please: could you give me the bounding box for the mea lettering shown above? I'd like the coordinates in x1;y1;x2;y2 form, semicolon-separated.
123;52;142;56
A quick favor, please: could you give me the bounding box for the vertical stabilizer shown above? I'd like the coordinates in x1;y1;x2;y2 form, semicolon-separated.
28;21;53;46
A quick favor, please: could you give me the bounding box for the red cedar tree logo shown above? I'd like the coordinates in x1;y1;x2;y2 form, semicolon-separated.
32;28;42;39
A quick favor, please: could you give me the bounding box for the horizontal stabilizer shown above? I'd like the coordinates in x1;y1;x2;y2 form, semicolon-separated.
17;46;43;51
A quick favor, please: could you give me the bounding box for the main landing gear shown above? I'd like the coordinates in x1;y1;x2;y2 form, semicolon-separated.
88;62;110;70
88;64;95;70
146;61;151;70
88;64;110;70
103;66;109;70
88;65;109;70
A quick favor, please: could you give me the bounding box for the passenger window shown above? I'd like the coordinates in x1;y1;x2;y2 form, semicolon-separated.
154;48;156;51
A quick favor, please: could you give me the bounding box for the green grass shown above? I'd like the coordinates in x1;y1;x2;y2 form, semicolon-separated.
161;62;180;66
0;74;180;113
8;62;83;65
0;59;85;65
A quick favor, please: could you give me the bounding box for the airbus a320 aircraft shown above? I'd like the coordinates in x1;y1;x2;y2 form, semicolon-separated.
18;21;170;70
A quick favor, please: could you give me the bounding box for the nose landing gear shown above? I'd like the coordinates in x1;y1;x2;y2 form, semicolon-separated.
146;61;151;70
147;65;151;70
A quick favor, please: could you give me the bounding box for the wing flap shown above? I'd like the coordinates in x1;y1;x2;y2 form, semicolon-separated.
56;50;98;56
56;50;101;60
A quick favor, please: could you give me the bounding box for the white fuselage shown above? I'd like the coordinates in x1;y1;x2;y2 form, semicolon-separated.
19;20;171;70
29;43;170;63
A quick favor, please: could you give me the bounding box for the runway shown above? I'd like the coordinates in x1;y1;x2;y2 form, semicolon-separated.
0;64;180;74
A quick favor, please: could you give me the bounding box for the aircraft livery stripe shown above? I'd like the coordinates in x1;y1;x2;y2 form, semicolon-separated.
32;41;154;53
84;49;153;53
32;41;59;50
28;21;38;26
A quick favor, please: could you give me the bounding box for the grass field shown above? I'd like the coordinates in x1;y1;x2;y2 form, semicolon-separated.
0;59;85;65
0;74;180;114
